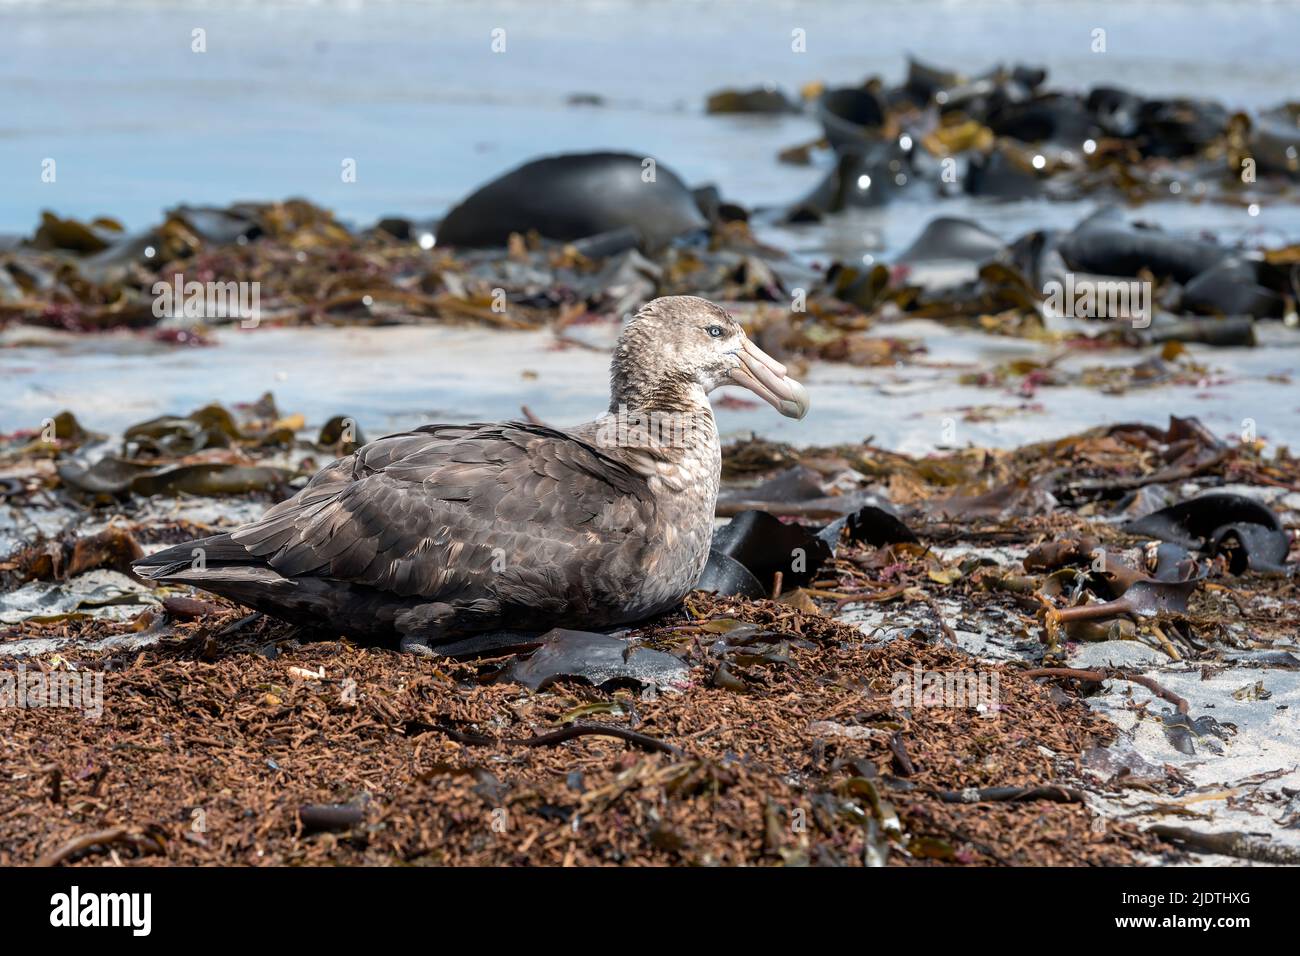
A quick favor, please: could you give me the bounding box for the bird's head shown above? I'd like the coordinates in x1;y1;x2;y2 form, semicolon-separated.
610;295;809;419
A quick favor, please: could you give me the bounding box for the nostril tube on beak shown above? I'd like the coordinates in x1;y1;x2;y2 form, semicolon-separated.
728;335;809;419
741;336;788;378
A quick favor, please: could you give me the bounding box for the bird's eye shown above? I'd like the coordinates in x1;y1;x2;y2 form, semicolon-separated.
706;325;724;338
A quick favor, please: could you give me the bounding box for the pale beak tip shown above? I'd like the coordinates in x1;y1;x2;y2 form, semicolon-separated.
780;378;810;420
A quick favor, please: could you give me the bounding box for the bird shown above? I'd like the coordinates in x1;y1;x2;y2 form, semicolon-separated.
133;295;809;654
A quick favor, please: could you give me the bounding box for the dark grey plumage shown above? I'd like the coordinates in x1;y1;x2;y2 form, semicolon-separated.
134;296;808;653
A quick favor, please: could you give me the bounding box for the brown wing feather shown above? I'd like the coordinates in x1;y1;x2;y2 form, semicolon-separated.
229;422;655;604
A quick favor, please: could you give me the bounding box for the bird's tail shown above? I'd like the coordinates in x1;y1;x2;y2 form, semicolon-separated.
132;532;255;580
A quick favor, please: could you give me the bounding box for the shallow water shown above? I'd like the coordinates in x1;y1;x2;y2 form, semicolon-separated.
4;0;1300;236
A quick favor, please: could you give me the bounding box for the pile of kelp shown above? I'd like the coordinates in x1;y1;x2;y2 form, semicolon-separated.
2;395;1297;864
706;415;1297;658
0;395;364;626
0;188;808;336
0;393;359;509
714;206;1300;369
4;196;1297;360
0;593;1161;867
2;398;1295;648
712;55;1300;211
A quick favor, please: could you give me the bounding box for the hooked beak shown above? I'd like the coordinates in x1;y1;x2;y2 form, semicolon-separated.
728;336;810;420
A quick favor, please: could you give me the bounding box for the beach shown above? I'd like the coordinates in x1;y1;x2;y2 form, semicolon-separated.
2;0;1299;872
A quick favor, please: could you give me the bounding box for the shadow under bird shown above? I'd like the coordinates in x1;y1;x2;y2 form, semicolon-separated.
134;296;809;654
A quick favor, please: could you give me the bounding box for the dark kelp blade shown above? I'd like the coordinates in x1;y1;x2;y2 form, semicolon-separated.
1208;522;1292;574
897;216;1007;265
716;464;890;520
723;464;829;505
1124;492;1283;544
1124;493;1291;573
816;86;889;153
694;550;768;599
1149;541;1200;582
500;628;689;692
786;143;911;219
698;501;916;597
57;457;157;497
709;509;832;590
123;415;214;457
817;502;918;551
1120;578;1201;615
129;464;292;497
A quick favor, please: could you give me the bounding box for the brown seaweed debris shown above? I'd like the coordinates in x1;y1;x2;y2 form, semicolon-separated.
705;415;1298;658
8;393;369;506
1;526;143;586
7;175;1297;381
0;597;1159;866
6;414;1299;864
